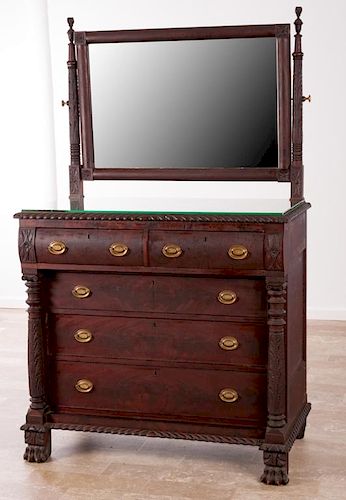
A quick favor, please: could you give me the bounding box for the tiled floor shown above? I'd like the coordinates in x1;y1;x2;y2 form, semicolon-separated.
1;309;345;499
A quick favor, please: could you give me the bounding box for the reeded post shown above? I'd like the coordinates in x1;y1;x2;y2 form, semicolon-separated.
291;6;304;205
67;17;84;210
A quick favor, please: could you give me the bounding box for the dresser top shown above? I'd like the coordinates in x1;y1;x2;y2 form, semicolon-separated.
15;200;310;224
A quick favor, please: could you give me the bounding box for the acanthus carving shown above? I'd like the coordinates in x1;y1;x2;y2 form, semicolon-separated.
22;275;47;412
266;277;287;429
18;228;36;263
265;234;283;270
22;426;51;463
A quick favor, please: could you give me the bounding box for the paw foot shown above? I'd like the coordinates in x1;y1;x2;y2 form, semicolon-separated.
24;445;50;463
260;466;289;485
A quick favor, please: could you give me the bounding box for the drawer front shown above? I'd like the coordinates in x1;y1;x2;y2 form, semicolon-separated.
48;273;266;318
51;361;266;423
149;230;263;269
50;314;267;366
36;229;144;266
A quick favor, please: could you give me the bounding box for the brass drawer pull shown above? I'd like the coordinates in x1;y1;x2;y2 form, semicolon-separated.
228;245;248;260
219;388;238;403
75;379;93;393
74;329;93;343
219;336;239;351
162;244;183;258
109;243;129;257
72;285;91;299
218;290;237;305
48;240;67;255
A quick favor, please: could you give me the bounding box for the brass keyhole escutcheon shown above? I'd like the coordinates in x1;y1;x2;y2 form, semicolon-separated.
162;244;183;258
109;243;129;257
219;388;238;403
228;245;248;260
48;241;67;255
74;329;93;343
219;336;239;351
75;379;93;393
217;290;237;305
72;285;91;299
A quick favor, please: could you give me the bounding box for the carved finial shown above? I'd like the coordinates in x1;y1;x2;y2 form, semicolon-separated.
294;7;303;35
67;17;74;43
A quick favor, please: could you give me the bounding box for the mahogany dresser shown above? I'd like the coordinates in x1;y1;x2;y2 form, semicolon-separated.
16;7;311;485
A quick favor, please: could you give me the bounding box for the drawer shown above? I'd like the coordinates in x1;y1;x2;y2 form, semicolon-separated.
47;272;266;318
50;314;267;366
36;228;144;266
149;230;263;269
50;361;267;423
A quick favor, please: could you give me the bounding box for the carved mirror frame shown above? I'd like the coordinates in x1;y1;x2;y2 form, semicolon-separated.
66;8;305;210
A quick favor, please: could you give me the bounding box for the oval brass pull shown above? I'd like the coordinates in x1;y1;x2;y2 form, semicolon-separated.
72;285;91;299
75;379;93;393
162;244;183;258
218;290;237;305
74;329;93;343
228;245;248;260
48;241;67;255
219;388;238;403
109;243;129;257
219;336;239;351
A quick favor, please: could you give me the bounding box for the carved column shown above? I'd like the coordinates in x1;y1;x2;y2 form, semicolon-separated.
260;276;288;485
291;6;304;205
67;17;84;210
21;274;51;462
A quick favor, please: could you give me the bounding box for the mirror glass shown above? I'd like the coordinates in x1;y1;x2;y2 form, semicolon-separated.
89;37;277;168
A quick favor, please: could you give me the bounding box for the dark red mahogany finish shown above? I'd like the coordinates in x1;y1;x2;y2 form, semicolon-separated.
15;7;310;486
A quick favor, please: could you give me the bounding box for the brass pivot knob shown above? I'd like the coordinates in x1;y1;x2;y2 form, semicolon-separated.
228;245;248;260
75;379;93;393
219;388;238;403
74;329;93;343
219;336;239;351
217;290;237;305
72;285;91;299
162;244;183;258
109;243;129;257
48;241;67;255
302;95;311;103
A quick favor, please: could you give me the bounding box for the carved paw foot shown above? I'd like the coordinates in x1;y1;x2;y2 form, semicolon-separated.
260;451;289;485
24;444;51;463
23;428;51;463
296;420;306;439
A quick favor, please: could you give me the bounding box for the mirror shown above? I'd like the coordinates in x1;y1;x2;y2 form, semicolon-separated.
89;38;277;169
75;24;291;180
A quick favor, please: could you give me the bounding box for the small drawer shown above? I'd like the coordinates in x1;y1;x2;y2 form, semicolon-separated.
47;272;266;318
50;361;267;424
149;230;263;269
36;228;144;266
50;314;267;366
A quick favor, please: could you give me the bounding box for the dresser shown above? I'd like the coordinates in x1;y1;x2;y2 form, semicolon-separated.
16;7;311;485
16;200;310;485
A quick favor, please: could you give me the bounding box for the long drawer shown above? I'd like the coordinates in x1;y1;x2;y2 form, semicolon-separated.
50;360;266;423
47;272;266;318
49;314;267;366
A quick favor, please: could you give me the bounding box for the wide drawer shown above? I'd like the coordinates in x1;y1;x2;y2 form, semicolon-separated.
47;272;266;318
49;314;267;366
149;230;263;269
50;360;266;423
36;228;144;266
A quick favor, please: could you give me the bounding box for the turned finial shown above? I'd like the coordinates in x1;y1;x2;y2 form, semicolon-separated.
294;7;303;35
67;17;74;43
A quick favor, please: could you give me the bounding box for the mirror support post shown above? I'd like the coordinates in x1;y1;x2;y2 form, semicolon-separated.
67;17;84;210
291;7;304;205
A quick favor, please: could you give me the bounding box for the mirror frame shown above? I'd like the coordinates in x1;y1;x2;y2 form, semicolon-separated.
73;23;291;182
